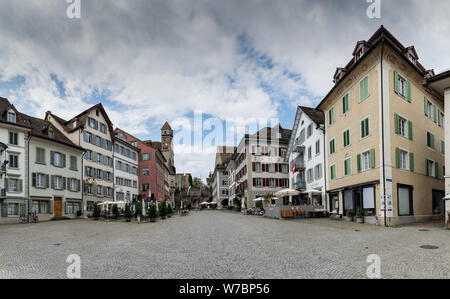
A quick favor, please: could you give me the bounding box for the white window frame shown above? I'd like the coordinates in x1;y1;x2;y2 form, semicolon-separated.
361;150;371;172
398;115;408;138
399;148;409;171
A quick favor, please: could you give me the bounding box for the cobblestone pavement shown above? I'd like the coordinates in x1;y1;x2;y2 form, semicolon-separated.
0;211;449;279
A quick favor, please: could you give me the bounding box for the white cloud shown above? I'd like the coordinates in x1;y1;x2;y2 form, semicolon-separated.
0;0;450;179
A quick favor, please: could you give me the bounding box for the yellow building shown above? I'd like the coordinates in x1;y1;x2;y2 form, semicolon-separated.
318;26;445;226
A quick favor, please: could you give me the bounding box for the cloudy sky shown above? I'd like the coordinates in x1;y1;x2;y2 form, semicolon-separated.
1;0;450;179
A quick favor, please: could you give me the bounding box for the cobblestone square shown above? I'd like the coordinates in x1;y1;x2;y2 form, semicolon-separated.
0;211;449;279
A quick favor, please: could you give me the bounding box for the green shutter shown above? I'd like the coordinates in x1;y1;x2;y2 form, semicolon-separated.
435;162;439;178
394;114;399;135
394;71;399;94
441;140;445;155
360;76;369;101
357;154;362;173
426;159;430;176
32;173;36;188
406;81;411;102
409;153;414;172
433;105;437;123
424;98;428;116
396;148;400;168
370;149;375;169
408;121;413;140
431;133;435;149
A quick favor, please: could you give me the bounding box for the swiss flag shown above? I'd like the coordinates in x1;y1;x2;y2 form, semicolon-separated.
292;163;297;174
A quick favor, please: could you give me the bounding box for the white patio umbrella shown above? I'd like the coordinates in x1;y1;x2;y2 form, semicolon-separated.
253;197;264;202
274;189;301;197
302;190;322;195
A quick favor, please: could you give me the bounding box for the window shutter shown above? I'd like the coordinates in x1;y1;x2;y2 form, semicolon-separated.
4;178;8;192
426;159;430;176
435;162;439;178
64;202;67;215
50;151;55;166
424;98;428;116
370;149;375;169
1;201;7;217
252;163;256;172
51;175;55;189
357;154;361;173
441;140;445;155
433;105;437;123
408;121;413;140
394;71;399;94
431;133;435;149
63;177;67;190
18;180;23;192
406;81;411;102
32;173;36;187
49;200;54;215
253;178;256;187
409;153;414;172
394;114;399;135
62;154;66;168
360;76;369;101
396;148;400;168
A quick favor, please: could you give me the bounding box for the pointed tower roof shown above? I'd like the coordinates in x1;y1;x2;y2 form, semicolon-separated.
161;121;172;131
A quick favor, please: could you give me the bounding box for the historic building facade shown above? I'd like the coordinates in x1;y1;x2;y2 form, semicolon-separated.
287;106;326;208
318;26;445;225
0;98;31;223
114;131;140;204
46;104;115;217
211;146;235;208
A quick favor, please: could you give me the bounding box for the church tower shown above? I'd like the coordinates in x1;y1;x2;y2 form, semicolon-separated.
161;121;174;170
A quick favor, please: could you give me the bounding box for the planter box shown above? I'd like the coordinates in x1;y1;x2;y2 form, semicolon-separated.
356;217;364;224
346;216;354;222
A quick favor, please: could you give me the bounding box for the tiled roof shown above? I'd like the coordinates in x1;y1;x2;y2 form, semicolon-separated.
299;106;324;126
248;124;292;143
0;97;32;129
161;121;172;131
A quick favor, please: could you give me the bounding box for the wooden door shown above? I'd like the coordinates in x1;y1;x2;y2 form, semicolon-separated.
54;198;62;217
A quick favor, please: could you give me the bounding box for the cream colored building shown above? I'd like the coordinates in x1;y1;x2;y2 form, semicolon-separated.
46;104;115;216
425;70;450;226
318;26;445;226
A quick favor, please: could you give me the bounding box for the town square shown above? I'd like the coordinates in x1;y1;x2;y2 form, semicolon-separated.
0;0;449;284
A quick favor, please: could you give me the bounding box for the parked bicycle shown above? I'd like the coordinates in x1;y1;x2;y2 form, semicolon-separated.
18;212;39;224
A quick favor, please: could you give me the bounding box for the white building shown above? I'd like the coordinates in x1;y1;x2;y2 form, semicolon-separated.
286;106;326;208
22;113;84;221
226;151;237;207
114;132;139;204
211;146;235;208
0;98;31;223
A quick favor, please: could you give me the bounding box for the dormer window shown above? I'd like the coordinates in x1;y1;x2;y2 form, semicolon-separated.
7;111;16;123
72;121;77;129
409;55;416;65
48;129;54;138
356;49;363;61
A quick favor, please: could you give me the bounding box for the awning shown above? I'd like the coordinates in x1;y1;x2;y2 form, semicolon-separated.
302;190;322;195
274;189;301;197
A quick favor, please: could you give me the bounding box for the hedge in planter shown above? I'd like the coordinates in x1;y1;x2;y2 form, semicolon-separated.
159;201;167;219
93;204;101;220
148;203;157;222
346;210;354;222
124;203;133;222
167;203;173;217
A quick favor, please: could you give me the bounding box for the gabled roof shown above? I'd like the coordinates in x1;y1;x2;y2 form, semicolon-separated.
299;106;324;126
247;123;292;143
19;112;83;151
0;97;32;129
46;103;115;141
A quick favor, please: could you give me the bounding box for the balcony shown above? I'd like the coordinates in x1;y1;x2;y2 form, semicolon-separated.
293;180;306;191
291;155;305;170
293;144;305;154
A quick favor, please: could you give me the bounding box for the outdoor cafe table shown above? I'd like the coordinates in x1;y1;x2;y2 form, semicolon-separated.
308;209;328;218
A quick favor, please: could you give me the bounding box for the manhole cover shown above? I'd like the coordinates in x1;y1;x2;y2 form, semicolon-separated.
418;229;430;232
52;243;62;246
355;230;360;232
420;245;439;250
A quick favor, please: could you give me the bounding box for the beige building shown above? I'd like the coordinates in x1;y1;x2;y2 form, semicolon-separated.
424;70;450;226
46;104;115;216
318;26;445;226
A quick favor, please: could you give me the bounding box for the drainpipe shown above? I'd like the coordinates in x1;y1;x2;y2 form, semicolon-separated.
321;124;327;211
81;150;85;216
27;133;32;221
380;38;388;227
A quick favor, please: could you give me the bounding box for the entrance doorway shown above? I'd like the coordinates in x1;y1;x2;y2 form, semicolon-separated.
432;190;445;216
54;198;62;217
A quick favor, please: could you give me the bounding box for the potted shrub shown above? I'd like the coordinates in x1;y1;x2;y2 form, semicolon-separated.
167;203;173;218
124;203;133;222
93;204;101;221
356;209;365;224
148;203;157;222
159;201;167;220
346;210;354;222
112;205;119;220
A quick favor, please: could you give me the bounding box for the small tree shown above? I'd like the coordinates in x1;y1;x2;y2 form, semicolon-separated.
134;201;143;217
159;201;167;219
93;204;101;220
124;203;133;222
112;205;119;219
232;197;241;210
148;203;157;222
